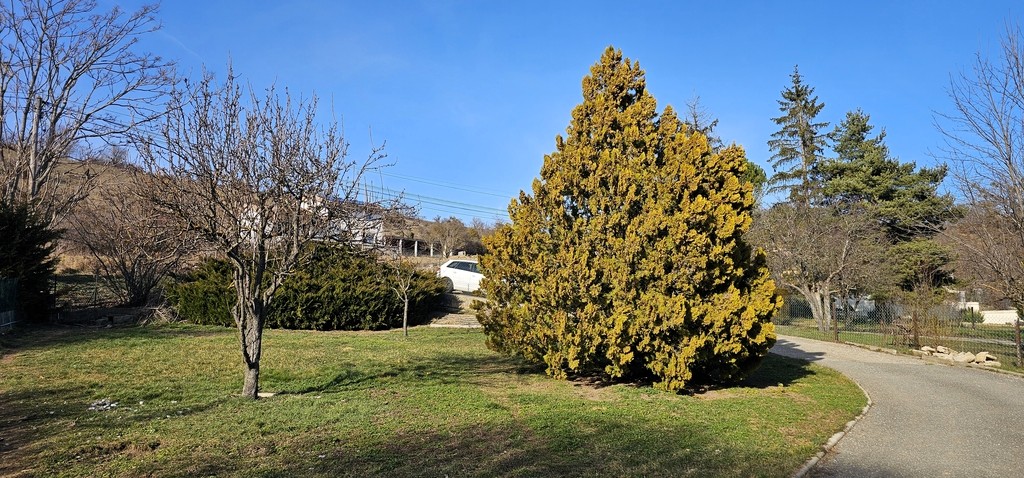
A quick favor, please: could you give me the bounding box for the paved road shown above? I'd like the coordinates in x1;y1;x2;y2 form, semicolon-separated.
771;336;1024;478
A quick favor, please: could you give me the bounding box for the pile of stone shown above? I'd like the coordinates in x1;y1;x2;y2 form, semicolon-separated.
87;398;118;411
912;345;1001;367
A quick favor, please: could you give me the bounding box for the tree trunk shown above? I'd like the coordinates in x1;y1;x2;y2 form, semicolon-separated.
797;286;831;334
403;297;409;337
238;308;264;398
820;291;833;335
243;360;260;397
234;277;265;400
807;296;824;332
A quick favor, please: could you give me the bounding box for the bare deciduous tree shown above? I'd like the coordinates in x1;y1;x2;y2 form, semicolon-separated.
944;206;1024;365
69;165;195;306
427;216;469;258
937;25;1024;366
386;260;416;337
0;0;174;221
752;204;887;333
137;69;387;399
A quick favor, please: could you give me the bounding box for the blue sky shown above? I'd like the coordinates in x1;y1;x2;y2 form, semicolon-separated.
111;0;1021;222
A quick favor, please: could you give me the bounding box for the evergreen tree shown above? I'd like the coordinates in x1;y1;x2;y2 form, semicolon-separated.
478;47;779;391
823;109;957;240
0;200;59;323
823;109;959;305
767;66;829;205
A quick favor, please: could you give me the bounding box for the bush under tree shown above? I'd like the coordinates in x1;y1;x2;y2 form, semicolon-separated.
477;47;779;391
167;248;446;331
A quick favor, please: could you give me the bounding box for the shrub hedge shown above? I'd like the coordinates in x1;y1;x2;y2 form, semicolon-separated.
167;247;447;331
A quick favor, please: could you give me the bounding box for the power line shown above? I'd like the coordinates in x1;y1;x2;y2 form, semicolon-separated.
366;184;508;213
365;184;509;217
417;204;507;220
379;171;520;199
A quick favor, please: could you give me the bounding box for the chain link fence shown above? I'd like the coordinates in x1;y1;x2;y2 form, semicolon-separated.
0;277;17;330
774;293;1022;368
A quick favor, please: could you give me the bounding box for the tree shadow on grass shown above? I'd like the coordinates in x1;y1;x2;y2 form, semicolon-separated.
145;411;899;478
720;338;828;391
287;346;821;398
284;352;541;395
0;323;230;357
737;353;821;390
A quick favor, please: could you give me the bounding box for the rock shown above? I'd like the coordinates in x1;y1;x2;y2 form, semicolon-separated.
88;398;118;411
911;349;932;357
953;352;976;363
975;352;996;362
979;361;1003;367
934;353;955;362
936;345;951;354
921;346;937;353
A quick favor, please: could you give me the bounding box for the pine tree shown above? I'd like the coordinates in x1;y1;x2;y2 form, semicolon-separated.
824;109;957;240
0;200;59;323
478;47;779;391
767;66;829;205
823;109;959;315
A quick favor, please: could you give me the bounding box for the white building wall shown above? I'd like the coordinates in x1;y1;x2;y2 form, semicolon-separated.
981;309;1019;325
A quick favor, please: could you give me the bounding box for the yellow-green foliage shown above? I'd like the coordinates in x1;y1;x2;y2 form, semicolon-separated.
478;47;780;391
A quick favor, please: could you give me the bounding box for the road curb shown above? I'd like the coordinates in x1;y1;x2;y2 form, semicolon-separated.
791;378;873;478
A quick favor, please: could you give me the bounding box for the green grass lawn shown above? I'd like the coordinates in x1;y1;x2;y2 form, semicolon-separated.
0;325;866;477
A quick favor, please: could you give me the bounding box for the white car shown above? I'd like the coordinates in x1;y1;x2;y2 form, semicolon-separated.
437;259;483;293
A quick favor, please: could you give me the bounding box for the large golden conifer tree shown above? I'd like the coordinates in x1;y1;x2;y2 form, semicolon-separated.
478;47;779;391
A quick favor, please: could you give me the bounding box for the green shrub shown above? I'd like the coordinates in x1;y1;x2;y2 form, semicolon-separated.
0;200;59;323
960;308;984;326
167;247;447;331
165;259;234;327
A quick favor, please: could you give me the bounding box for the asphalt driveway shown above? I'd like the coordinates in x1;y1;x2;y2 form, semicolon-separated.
772;336;1024;478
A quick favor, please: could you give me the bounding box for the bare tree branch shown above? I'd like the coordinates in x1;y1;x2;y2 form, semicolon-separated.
751;203;887;333
0;0;174;222
68;162;196;306
936;24;1024;366
135;67;393;398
